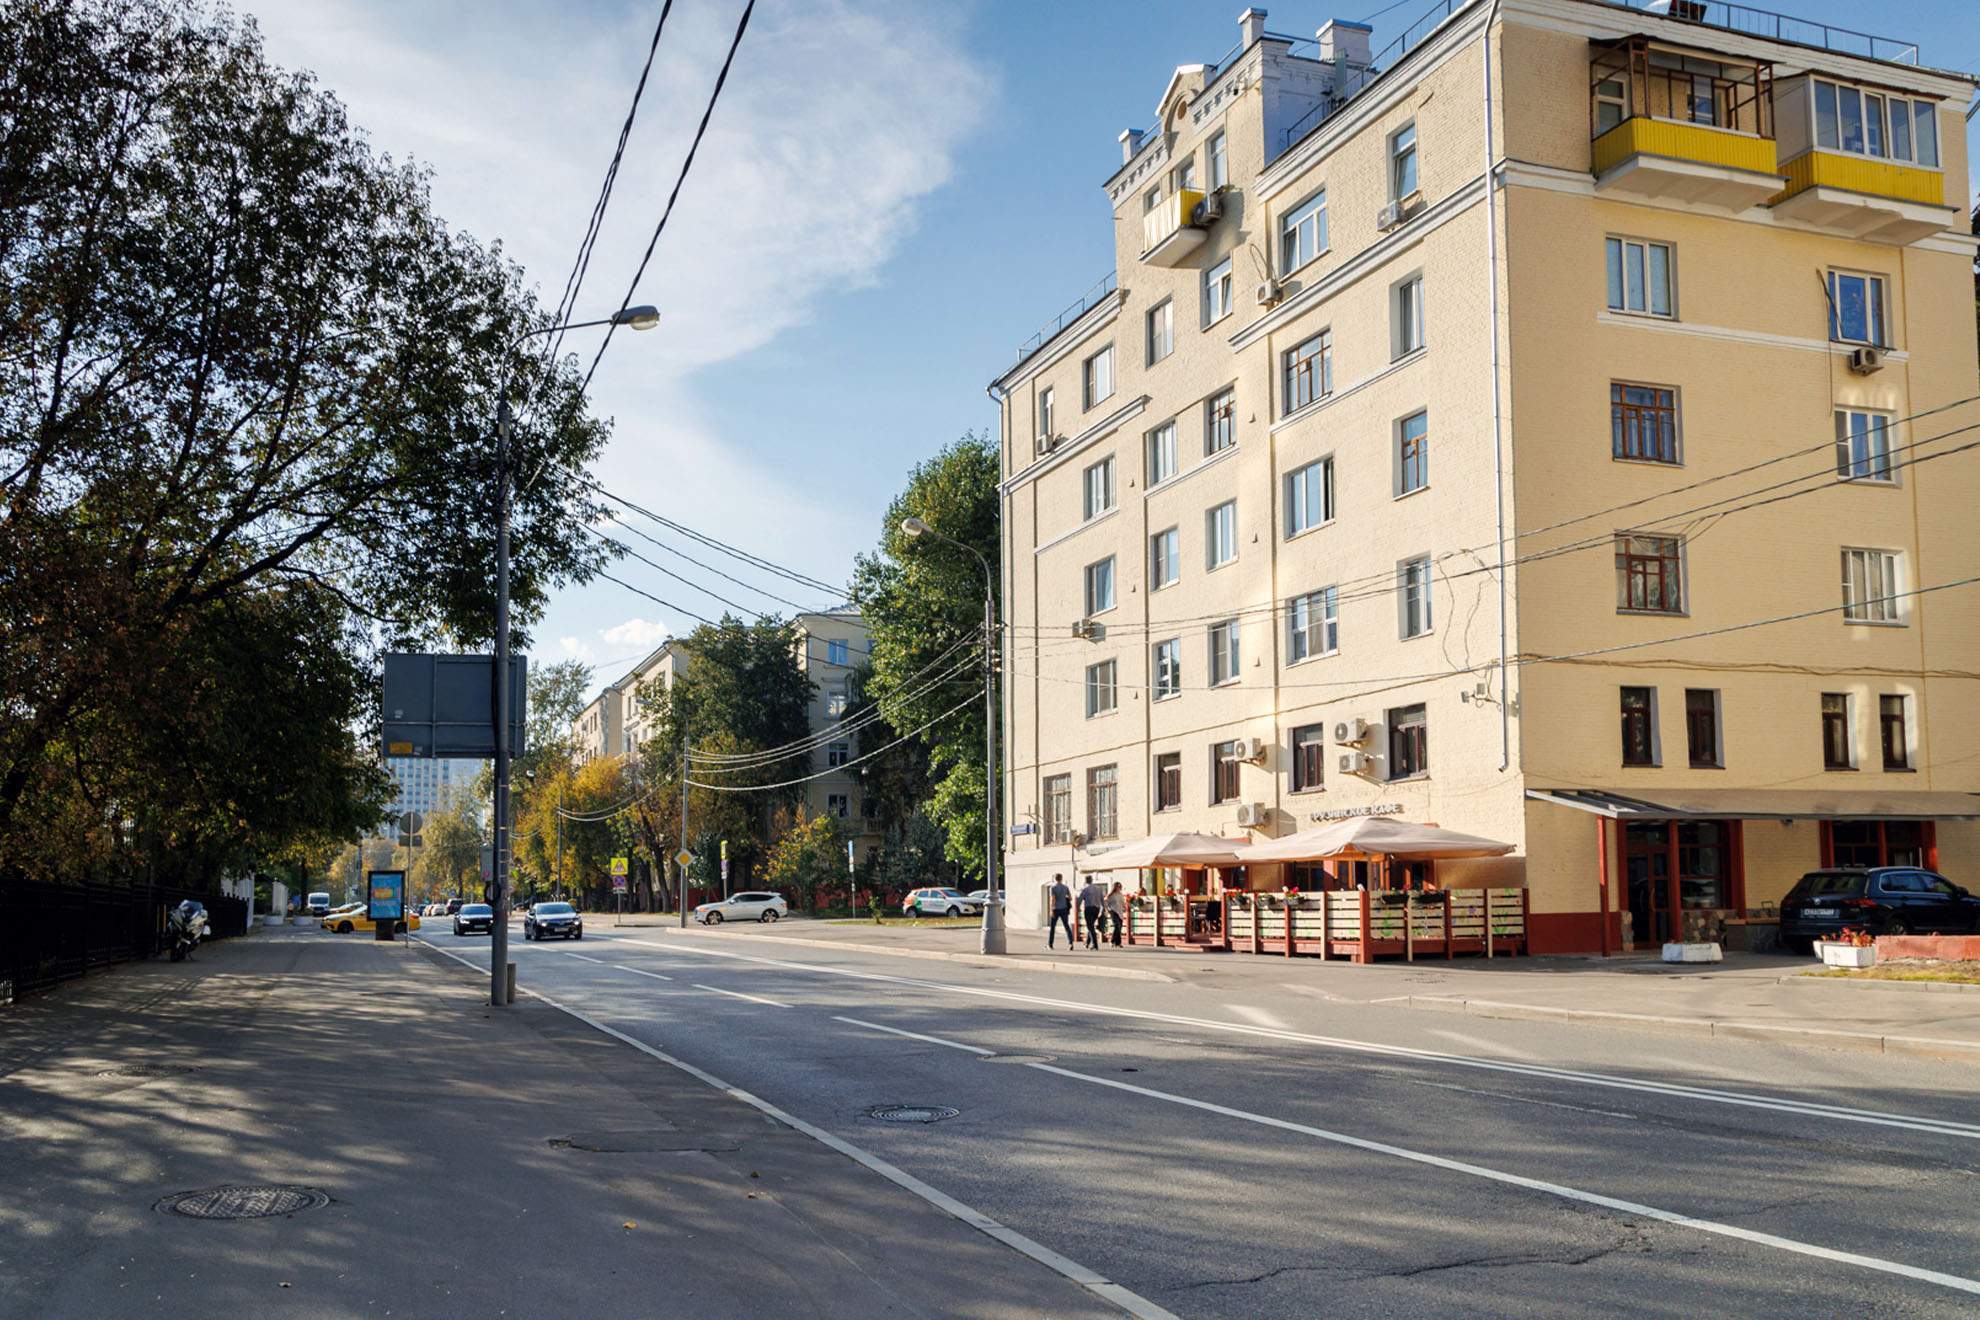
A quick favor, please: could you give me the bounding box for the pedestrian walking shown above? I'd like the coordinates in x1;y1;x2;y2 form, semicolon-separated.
1047;874;1075;949
1078;876;1105;950
1105;881;1127;947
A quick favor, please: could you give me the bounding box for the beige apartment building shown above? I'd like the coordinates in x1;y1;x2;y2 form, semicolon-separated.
990;0;1979;953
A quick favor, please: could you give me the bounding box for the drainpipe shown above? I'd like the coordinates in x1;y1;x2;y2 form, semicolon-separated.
1481;0;1510;771
986;381;1009;920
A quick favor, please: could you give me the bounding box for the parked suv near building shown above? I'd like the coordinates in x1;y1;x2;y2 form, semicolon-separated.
1778;868;1977;949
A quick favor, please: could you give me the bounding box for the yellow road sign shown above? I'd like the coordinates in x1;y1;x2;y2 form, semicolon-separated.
609;856;629;877
673;849;694;869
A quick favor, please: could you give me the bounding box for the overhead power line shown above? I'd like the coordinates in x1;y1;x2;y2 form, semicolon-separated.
581;472;846;599
686;694;977;793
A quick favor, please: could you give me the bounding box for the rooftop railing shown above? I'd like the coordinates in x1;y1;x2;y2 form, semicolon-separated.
1010;271;1117;368
1600;1;1918;65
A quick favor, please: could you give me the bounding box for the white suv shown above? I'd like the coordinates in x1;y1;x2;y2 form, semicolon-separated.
902;888;981;918
694;892;789;925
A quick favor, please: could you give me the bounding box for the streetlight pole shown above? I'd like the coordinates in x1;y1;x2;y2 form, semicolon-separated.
489;305;659;1009
899;516;1003;955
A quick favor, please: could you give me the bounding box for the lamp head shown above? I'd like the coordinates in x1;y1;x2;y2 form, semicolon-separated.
614;305;662;331
900;517;931;539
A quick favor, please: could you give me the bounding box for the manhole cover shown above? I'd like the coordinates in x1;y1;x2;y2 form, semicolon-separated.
98;1064;198;1078
155;1185;330;1220
864;1105;959;1124
981;1053;1055;1065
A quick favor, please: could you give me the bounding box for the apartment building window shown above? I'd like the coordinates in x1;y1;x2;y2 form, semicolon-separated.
827;680;849;718
1143;183;1163;213
1620;686;1658;767
1398;556;1433;639
1288;587;1338;663
1389;122;1418;198
1284;456;1334;537
1154;752;1182;812
1685;689;1722;768
1205;500;1237;569
1835;409;1894;482
1174;155;1197;193
1207;129;1228;189
828;793;850;819
1210;741;1242;804
1821;693;1853;770
1826;271;1887;347
1396;412;1429;496
1616;534;1684;614
1208;619;1240;686
1813;80;1939;167
1593;74;1626;133
1880;694;1910;770
1205;387;1236;454
1152;639;1181;701
1083;556;1116;616
1388;704;1428;779
1841;548;1901;624
1204;257;1234;327
1083;345;1114;409
1393;275;1425;357
1038;387;1055;443
1085;659;1118;717
1147;298;1175;365
1291;723;1326;792
1283;330;1333;413
1087;765;1119;839
1146;421;1179;486
1606;237;1673;317
1043;774;1072;843
827;741;851;768
1280;190;1328;273
827;638;849;666
1612;383;1680;464
1082;456;1115;520
1150;527;1180;590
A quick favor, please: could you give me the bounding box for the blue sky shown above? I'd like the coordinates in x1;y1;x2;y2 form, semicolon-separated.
250;0;1978;691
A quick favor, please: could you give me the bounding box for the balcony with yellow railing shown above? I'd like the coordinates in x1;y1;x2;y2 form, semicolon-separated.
1770;150;1953;245
1591;117;1785;212
1140;189;1206;267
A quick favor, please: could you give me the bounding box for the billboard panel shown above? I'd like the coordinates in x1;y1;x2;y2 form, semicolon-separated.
381;653;526;759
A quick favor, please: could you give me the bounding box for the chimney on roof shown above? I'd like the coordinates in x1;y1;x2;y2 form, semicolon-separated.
1238;7;1269;47
1119;127;1144;163
1317;18;1373;67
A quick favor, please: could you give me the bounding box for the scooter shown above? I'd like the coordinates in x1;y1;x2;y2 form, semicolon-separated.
166;901;209;962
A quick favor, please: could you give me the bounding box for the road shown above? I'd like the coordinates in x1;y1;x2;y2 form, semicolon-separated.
415;922;1980;1318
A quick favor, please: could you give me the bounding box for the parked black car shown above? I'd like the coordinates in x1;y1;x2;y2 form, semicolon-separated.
445;897;463;915
1778;868;1978;949
452;903;495;936
523;901;583;941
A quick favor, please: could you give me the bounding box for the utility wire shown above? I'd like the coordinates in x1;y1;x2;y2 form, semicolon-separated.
687;694;977;792
581;471;846;598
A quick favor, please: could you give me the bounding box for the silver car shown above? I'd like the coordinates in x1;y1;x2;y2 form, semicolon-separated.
694;892;789;925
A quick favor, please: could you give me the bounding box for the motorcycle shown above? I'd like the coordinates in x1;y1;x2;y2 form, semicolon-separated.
166;900;209;962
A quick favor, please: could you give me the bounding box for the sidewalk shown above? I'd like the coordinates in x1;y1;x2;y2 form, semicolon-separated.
0;928;1126;1319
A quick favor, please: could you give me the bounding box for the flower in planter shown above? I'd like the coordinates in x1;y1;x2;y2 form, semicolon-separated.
1826;927;1874;948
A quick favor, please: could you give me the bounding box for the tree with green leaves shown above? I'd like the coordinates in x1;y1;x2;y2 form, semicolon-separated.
763;807;845;912
410;797;485;903
850;435;999;880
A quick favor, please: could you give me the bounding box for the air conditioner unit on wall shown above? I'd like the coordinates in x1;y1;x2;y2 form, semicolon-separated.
1071;619;1099;640
1190;192;1225;227
1255;279;1283;308
1376;200;1404;230
1333;717;1369;745
1847;346;1884;375
1034;433;1059;455
1239;736;1267;764
1338;750;1372;775
1235;802;1267;827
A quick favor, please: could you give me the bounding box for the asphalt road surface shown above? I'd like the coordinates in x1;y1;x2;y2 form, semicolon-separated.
417;924;1980;1318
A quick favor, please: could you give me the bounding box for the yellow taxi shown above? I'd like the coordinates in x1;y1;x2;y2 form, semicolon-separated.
320;903;420;934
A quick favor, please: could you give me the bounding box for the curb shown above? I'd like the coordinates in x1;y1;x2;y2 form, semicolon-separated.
1403;995;1980;1063
632;928;1175;983
1779;973;1980;996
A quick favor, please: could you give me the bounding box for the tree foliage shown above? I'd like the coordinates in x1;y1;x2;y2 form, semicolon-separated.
763;807;844;912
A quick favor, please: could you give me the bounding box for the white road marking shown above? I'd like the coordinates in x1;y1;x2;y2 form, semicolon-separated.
834;1016;995;1055
693;983;792;1009
616;965;673;981
611;937;1980;1140
1410;1078;1638;1120
413;938;1173;1320
561;952;607;964
834;1016;1980;1299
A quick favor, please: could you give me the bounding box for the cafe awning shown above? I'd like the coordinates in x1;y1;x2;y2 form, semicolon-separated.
1236;817;1515;864
1526;788;1980;821
1075;832;1248;870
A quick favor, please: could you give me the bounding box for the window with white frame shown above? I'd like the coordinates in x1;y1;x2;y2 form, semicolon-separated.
1087;764;1119;839
1084;556;1116;617
1826;271;1887;346
1288;586;1338;663
1205;386;1236;454
1393;275;1425;357
1145;421;1179;486
1036;388;1055;445
1083;344;1115;409
828;793;850;819
1396;412;1429;497
1082;455;1115;520
1143;183;1163;213
1085;659;1118;717
1841;548;1902;624
1398;555;1433;638
1043;774;1072;843
1389;122;1418;198
1150;527;1179;590
827;680;849;718
1205;500;1237;569
1606;237;1673;317
1279;190;1328;273
827;741;850;768
1204;256;1234;326
1152;638;1181;701
1147;298;1174;365
1834;409;1894;483
1208;619;1240;686
1207;129;1228;189
1284;456;1333;537
1812;80;1940;167
826;638;849;666
1173;155;1197;193
1283;329;1332;412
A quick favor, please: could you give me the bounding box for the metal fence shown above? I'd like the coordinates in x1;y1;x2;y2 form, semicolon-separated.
0;878;249;1001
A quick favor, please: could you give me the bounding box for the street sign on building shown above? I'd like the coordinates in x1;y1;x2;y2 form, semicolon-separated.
380;653;526;759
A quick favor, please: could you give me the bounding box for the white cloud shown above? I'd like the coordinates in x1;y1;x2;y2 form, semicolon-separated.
600;617;671;650
557;635;596;663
